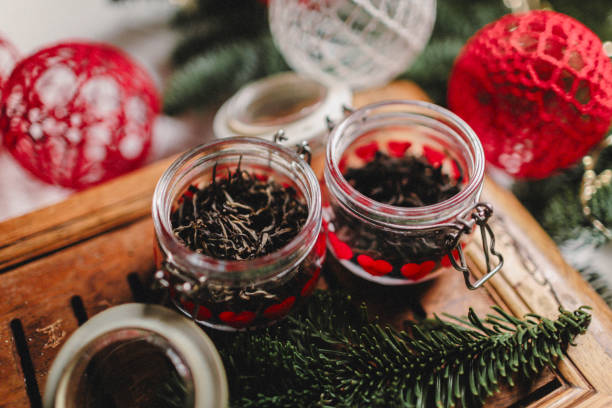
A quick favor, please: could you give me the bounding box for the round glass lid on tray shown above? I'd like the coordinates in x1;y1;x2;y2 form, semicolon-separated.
214;72;351;144
44;303;228;408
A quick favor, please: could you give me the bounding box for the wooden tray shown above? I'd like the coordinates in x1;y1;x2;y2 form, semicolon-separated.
1;83;611;408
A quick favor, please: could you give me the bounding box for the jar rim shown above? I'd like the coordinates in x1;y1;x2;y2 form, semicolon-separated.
325;100;485;225
153;136;322;279
43;304;228;408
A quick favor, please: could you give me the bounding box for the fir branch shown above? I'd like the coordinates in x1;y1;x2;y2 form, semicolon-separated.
214;291;591;408
163;36;287;114
514;138;612;307
170;20;268;67
514;139;612;248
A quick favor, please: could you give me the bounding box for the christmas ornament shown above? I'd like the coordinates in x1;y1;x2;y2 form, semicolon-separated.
0;34;19;101
448;10;612;179
268;0;436;89
0;42;160;189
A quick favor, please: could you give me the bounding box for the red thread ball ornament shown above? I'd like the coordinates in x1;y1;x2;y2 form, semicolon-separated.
448;10;612;179
0;42;160;189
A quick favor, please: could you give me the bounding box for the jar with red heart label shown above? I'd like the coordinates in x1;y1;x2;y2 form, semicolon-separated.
153;137;325;330
324;101;503;289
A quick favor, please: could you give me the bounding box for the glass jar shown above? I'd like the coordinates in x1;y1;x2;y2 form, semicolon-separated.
44;303;227;408
324;100;503;288
153;137;325;331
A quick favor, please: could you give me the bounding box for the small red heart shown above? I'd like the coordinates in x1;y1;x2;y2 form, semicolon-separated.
355;141;379;162
181;299;195;314
254;173;269;182
401;260;436;281
180;300;212;320
263;296;296;320
196;305;212;321
419;260;436;275
400;263;421;278
357;255;392;276
328;232;353;260
301;267;321;297
423;146;445;168
387;141;412;157
219;310;256;328
357;254;374;267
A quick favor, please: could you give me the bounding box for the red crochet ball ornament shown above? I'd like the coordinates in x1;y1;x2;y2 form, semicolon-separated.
0;42;160;189
448;11;612;179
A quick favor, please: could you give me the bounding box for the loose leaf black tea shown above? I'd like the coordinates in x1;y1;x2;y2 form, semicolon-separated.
165;159;322;330
171;160;308;260
343;151;462;207
326;149;466;280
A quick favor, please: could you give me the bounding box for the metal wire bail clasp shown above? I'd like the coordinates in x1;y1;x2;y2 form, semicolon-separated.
152;262;208;303
444;203;504;290
272;129;312;164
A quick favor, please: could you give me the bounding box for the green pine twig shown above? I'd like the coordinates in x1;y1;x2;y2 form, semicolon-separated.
214;291;591;408
163;36;287;115
515;138;612;308
169;0;269;67
514;142;612;245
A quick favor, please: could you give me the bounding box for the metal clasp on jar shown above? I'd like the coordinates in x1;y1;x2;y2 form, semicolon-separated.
151;263;207;302
442;202;504;290
273;129;312;164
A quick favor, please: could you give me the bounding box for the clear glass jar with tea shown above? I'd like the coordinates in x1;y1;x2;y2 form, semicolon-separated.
324;100;503;288
153;137;325;330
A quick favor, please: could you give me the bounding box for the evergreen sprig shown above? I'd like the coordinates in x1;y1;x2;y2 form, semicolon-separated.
160;0;287;114
163;36;287;115
213;290;591;408
514;139;612;307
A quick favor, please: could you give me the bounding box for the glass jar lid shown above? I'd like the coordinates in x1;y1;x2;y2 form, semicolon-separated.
213;72;351;144
43;303;228;408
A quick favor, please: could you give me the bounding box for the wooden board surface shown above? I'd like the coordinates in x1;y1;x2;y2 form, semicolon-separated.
1;81;611;407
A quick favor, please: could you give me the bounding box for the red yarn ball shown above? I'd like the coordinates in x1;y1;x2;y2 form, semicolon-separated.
0;34;19;106
0;42;160;189
448;10;612;179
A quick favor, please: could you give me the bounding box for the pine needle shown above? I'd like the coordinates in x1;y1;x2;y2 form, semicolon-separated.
210;291;591;408
162;35;287;114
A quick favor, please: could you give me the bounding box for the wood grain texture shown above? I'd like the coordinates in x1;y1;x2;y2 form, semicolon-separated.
0;220;155;407
469;178;612;394
1;81;610;407
0;157;174;272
